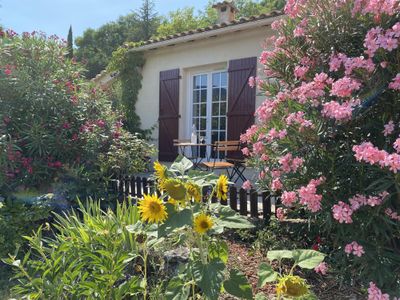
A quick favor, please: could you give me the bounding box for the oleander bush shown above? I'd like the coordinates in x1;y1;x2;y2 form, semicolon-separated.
242;0;400;295
0;30;154;197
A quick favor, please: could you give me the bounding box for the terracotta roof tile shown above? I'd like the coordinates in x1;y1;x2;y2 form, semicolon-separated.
133;10;283;49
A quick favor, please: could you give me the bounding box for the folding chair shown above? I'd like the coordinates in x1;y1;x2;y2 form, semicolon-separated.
225;141;247;183
201;141;238;178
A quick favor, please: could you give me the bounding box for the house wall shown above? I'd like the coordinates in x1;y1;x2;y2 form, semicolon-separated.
136;25;276;147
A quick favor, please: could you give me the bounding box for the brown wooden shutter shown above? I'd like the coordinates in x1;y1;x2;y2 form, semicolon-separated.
158;69;180;162
227;57;257;141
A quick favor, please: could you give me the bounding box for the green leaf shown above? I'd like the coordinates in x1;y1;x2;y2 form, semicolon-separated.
254;293;268;300
217;206;254;229
165;277;190;300
208;240;228;264
158;205;192;237
292;249;325;269
170;155;193;174
192;259;225;300
223;269;253;299
267;250;293;261
257;263;277;287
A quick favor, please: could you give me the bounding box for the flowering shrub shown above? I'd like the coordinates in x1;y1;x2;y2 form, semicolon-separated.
0;31;154;196
243;0;400;294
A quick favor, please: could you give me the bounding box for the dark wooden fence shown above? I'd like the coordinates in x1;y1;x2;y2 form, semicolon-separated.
109;176;279;220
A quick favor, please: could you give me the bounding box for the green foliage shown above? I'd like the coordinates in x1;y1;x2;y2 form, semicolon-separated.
4;200;149;299
0;32;154;196
75;0;159;79
0;199;50;258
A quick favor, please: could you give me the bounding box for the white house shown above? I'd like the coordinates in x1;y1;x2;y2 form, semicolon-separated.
101;2;283;161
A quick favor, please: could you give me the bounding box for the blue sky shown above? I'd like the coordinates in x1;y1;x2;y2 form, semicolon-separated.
1;0;209;40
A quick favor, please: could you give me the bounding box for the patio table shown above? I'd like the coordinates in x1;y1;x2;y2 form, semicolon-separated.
174;142;212;169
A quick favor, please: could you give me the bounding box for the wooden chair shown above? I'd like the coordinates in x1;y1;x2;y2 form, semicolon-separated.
201;141;240;178
225;141;247;183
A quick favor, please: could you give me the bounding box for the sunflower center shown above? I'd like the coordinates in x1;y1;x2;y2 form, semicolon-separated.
149;202;161;213
200;220;210;229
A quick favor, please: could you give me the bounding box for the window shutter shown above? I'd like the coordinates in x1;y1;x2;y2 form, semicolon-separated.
158;69;180;162
227;57;257;141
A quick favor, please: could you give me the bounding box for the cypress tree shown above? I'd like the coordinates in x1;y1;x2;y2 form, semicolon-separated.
67;25;73;59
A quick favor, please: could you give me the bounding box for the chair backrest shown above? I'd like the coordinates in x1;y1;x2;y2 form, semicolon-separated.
213;140;240;153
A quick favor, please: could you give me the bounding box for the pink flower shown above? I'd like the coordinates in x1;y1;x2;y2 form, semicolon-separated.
253;142;265;155
330;77;362;98
4;68;12;76
62;122;71;129
385;208;400;221
276;207;286;220
241;147;250;156
293;26;305;37
332;201;353;224
297;178;324;212
349;194;368;211
96;119;106;128
389;74;400;90
345;241;365;257
367;282;390;300
394;137;400;153
314;262;328;275
260;153;269;161
248;76;256;88
271;178;283;191
242;180;252;190
383;120;395;136
294;65;309;79
281;191;297;207
322;100;358;121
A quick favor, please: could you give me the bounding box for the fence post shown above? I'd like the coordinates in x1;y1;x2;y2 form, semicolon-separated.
239;188;247;216
262;192;271;221
142;177;149;195
250;189;258;218
136;177;143;198
130;176;137;198
229;186;237;211
118;176;124;201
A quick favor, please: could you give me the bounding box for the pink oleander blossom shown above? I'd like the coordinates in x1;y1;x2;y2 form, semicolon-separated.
276;207;286;220
389;73;400;90
253;141;265;155
367;282;390;300
330;77;362;98
294;65;309;79
241;147;250;156
332;201;353;223
284;0;307;18
322;99;360;121
297;177;324;212
314;262;328;275
345;241;365;257
271;178;283;191
248;76;257;88
242;180;252;190
281;191;297;207
394;137;400;153
383;120;395;136
385;208;400;221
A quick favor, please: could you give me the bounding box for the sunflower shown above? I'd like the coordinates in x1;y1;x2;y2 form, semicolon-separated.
153;161;167;187
276;275;309;298
186;182;202;202
163;178;187;200
215;174;228;201
138;194;168;224
193;213;213;234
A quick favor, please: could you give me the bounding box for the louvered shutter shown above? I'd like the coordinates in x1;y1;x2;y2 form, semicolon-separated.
158;69;180;162
227;57;257;141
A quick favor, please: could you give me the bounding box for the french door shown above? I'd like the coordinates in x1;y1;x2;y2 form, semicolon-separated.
192;71;228;156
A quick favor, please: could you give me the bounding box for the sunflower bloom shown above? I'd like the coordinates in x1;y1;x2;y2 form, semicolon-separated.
163;178;187;200
186;182;202;202
154;161;167;187
193;213;213;234
215;174;228;201
276;275;309;298
138;194;168;224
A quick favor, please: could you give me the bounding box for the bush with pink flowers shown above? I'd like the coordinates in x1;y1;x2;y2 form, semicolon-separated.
243;0;400;294
0;31;154;197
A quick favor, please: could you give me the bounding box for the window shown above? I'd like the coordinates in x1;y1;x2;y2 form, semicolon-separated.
191;71;227;156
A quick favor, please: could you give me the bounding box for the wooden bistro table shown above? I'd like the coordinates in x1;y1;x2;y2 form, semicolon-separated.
174;142;212;169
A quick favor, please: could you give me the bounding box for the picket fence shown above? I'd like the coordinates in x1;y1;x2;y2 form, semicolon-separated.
109;176;279;220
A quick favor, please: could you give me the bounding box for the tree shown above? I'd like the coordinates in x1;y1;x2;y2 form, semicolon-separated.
135;0;159;41
67;25;73;59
